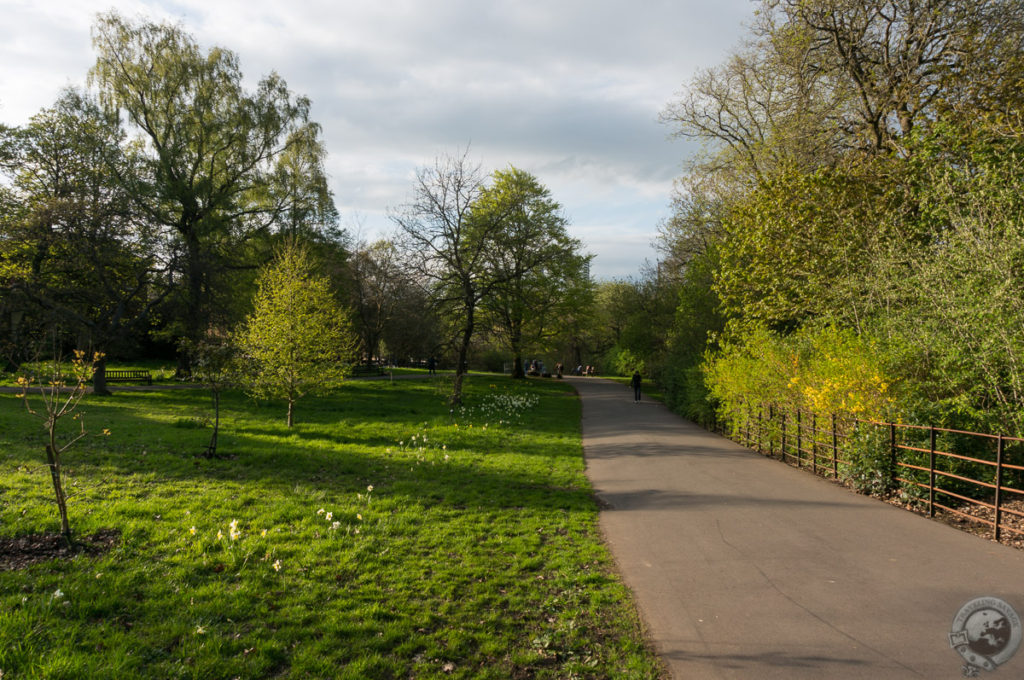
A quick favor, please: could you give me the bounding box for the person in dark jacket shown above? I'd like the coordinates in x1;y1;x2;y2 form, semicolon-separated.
630;369;642;403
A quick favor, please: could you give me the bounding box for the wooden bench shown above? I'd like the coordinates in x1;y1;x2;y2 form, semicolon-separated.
105;369;153;385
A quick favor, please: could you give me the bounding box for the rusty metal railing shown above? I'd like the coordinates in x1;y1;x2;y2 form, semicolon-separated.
724;405;1024;544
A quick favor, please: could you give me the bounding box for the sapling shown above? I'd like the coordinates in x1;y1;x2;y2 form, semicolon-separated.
184;335;240;457
17;350;105;545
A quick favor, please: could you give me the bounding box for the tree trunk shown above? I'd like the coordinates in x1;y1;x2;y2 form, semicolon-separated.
450;300;475;406
205;388;220;457
287;398;294;428
92;353;111;396
45;442;71;546
177;230;205;379
510;322;525;379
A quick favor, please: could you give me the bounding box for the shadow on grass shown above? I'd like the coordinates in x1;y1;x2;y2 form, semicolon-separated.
0;377;595;517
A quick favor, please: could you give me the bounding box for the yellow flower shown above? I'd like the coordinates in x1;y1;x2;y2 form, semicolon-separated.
216;530;224;540
325;512;333;521
261;529;268;537
189;526;197;536
196;625;206;635
356;514;362;521
272;560;282;572
367;485;374;492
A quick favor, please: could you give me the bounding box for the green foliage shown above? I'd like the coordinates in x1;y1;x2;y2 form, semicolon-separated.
714;162;901;329
871;121;1024;435
236;242;357;427
89;11;324;360
602;346;643;378
841;423;898;496
649;2;1024;453
474;167;592;377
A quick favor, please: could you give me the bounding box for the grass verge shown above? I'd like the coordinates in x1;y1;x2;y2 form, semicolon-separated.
0;375;662;679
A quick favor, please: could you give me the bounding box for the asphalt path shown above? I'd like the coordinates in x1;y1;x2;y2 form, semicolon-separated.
570;377;1024;679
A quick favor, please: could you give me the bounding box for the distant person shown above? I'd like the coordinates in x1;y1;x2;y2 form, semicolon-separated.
427;356;436;375
631;369;642;403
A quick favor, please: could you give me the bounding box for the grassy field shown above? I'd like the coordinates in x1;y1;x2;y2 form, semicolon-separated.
0;375;662;679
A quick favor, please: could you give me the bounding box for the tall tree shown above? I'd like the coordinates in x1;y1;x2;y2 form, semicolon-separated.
89;12;316;373
269;123;342;243
474;167;591;378
0;89;167;392
391;151;505;405
347;240;410;364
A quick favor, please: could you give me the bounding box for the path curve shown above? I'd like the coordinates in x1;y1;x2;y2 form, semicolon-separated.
570;377;1024;679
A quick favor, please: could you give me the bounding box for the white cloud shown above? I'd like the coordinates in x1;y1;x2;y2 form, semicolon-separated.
0;0;751;278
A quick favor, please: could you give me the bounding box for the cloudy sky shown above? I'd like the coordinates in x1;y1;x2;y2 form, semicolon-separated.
0;0;753;278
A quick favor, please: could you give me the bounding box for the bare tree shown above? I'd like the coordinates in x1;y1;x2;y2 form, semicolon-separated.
390;150;503;405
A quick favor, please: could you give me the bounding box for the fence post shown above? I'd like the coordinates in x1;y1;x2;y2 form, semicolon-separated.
928;426;936;518
832;413;838;479
796;410;802;468
889;422;897;492
746;405;752;447
811;413;818;475
782;412;788;463
995;434;1005;543
769;405;775;458
757;408;763;454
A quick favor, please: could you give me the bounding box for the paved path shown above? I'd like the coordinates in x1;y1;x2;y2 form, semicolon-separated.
571;377;1024;679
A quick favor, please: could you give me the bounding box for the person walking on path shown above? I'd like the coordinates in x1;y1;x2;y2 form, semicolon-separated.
630;369;642;402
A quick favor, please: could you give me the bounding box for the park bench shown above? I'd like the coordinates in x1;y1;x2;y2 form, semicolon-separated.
104;369;153;385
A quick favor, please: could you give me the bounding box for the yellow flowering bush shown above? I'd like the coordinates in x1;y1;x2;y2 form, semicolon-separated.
705;324;899;426
798;326;896;420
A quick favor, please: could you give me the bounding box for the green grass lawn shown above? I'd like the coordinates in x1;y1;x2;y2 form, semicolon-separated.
0;376;663;679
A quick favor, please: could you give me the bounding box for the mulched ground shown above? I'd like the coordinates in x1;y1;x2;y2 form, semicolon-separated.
887;497;1024;550
0;528;120;571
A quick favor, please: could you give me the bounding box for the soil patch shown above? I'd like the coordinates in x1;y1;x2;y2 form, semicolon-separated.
0;528;120;571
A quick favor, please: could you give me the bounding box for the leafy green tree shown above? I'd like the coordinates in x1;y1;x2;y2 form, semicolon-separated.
89;12;319;373
865;120;1024;434
0;89;167;393
474;167;591;378
236;242;357;427
270;123;342;243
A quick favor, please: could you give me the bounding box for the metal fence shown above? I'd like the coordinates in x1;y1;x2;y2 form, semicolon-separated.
724;405;1024;544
